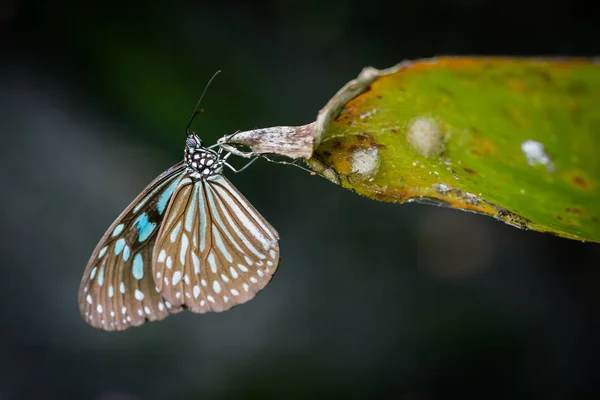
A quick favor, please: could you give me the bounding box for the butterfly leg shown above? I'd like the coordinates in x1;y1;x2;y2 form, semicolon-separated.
223;153;260;174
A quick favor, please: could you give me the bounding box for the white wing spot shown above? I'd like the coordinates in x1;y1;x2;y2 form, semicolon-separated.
265;268;270;273
208;253;217;273
122;319;127;324
137;309;143;317
257;270;264;278
193;285;201;298
244;256;253;265
110;311;115;317
170;221;182;243
96;304;103;313
90;267;97;279
166;256;173;269
158;302;165;311
180;233;189;265
120;282;125;294
192;252;200;274
269;249;276;259
200;300;206;306
108;285;114;298
86;294;92;304
83;286;88;293
144;306;151;315
267;260;273;267
224;296;229;303
176;292;181;299
231;289;239;296
185;188;197;232
158;249;166;262
121;307;127;315
250;276;258;283
165;301;172;309
201;279;207;287
134;289;145;301
212;226;233;262
213;281;221;294
221;273;229;282
238;264;248;272
207;295;215;303
97;266;105;286
256;261;264;267
184;274;190;285
229;267;239;279
157;272;162;278
243;283;249;292
172;271;182;286
127;316;132;322
185;292;191;298
164;277;169;286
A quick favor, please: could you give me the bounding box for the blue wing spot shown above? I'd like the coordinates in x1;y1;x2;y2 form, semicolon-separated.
98;246;108;259
158;178;181;215
115;238;126;255
112;223;125;237
123;245;131;262
132;253;144;280
135;213;157;242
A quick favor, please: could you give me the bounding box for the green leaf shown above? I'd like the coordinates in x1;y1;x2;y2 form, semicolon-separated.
223;57;600;243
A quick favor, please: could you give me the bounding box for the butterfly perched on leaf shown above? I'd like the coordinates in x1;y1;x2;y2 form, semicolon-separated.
78;133;280;331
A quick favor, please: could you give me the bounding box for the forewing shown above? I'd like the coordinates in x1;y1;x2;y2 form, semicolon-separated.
79;162;186;331
152;174;280;313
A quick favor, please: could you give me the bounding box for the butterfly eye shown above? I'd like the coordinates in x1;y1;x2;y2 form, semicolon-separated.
186;135;198;148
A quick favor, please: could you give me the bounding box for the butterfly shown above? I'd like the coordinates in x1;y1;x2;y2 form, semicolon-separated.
78;133;280;331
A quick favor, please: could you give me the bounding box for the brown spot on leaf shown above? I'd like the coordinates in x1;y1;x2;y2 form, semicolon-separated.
316;133;385;179
469;134;496;157
463;167;477;175
565;208;583;215
507;79;525;92
567;172;593;191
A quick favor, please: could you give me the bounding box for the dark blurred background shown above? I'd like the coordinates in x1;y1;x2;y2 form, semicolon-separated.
1;0;600;399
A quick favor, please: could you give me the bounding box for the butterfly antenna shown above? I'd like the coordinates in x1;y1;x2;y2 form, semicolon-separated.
185;70;222;135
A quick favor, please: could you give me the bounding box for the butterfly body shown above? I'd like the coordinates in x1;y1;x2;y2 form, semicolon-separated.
79;134;280;331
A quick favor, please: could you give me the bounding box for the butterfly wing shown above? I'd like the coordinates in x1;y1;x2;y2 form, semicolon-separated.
152;174;280;313
79;162;187;331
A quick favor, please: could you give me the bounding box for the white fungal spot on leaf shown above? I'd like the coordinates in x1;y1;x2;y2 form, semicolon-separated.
407;116;445;158
521;140;555;172
351;147;380;178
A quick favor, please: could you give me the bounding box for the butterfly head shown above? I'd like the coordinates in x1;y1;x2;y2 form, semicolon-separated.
184;133;224;177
